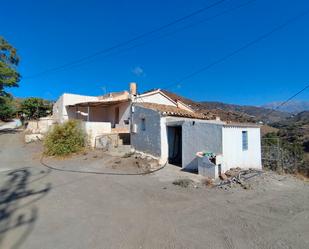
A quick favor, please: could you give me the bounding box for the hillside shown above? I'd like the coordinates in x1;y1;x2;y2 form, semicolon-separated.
271;111;309;152
262;100;309;114
161;90;254;123
161;90;289;123
198;101;290;123
264;111;309;176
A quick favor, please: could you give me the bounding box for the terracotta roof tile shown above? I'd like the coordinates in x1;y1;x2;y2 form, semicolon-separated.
136;103;213;120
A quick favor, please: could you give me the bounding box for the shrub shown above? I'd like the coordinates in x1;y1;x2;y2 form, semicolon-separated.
44;120;86;156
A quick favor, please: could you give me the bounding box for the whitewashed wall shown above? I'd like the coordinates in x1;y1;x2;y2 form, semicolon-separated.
53;95;64;123
131;106;162;157
181;121;223;170
53;93;98;123
135;92;177;106
160;118;223;170
82;121;111;147
222;126;262;171
160;117;169;164
107;101;131;127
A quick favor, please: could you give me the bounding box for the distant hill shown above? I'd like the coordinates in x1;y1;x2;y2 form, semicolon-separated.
262;100;309;114
161;90;290;123
197;101;290;123
271;111;309;147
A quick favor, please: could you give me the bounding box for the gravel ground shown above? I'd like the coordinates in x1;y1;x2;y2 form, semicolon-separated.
0;131;309;249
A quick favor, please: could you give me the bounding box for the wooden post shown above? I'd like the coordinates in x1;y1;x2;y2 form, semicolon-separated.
87;105;90;122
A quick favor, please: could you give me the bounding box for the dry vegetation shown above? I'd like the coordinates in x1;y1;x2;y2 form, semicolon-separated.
44;120;86;156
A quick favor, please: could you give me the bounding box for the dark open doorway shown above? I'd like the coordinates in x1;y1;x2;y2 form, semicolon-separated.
115;106;120;126
167;126;182;166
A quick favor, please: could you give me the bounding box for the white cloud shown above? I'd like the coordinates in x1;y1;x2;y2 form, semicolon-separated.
132;66;145;77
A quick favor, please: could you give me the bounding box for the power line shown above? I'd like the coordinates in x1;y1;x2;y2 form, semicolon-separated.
24;0;227;79
266;84;309;115
163;9;309;90
29;0;256;77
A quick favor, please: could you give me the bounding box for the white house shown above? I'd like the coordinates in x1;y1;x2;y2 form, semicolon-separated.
52;83;262;176
52;83;193;146
131;103;262;174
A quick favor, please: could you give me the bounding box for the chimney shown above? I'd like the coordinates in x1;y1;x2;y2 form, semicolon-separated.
130;82;137;96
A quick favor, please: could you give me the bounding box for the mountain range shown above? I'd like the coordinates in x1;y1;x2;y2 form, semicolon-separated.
262;100;309;114
162;90;290;123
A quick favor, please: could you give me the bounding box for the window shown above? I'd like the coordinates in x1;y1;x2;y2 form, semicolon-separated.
141;118;146;131
242;131;248;151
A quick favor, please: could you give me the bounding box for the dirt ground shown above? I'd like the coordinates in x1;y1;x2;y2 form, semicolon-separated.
0;131;309;249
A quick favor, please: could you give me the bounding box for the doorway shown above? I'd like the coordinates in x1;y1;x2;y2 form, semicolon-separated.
167;126;182;166
115;106;120;125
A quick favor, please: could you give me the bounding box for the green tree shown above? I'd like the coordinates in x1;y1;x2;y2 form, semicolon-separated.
20;97;52;120
0;94;15;120
0;36;20;121
0;36;20;95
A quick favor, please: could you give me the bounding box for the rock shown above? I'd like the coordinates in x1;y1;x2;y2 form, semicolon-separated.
201;177;214;187
25;134;43;143
220;173;228;181
225;170;232;177
148;161;158;170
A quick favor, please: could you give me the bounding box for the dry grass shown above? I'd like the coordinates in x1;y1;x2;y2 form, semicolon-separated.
44;120;86;156
261;125;279;136
201;177;214;187
294;173;309;182
172;179;193;188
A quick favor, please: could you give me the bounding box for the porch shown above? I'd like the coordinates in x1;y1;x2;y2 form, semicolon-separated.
67;99;131;147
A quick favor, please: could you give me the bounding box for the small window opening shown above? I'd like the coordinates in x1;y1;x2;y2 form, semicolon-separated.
242;131;248;151
141;118;146;131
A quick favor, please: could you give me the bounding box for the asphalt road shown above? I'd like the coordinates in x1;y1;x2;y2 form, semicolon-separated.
0;131;309;249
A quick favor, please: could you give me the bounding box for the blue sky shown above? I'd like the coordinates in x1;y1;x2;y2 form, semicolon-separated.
1;0;309;105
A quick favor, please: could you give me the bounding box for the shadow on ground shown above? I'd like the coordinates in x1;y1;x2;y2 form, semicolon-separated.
0;168;51;249
0;129;21;136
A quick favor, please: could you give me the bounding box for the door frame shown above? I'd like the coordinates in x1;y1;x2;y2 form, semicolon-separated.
167;125;182;166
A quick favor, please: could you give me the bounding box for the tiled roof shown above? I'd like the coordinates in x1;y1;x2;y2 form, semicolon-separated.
136;103;212;120
136;103;260;127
